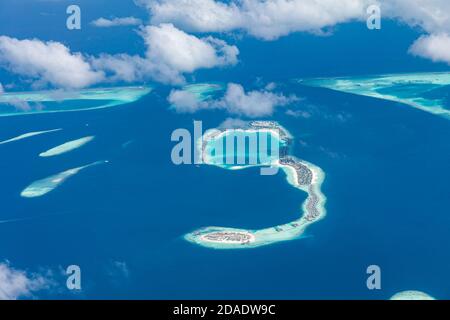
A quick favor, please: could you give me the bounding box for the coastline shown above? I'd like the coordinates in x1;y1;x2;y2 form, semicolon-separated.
299;73;450;119
39;136;95;157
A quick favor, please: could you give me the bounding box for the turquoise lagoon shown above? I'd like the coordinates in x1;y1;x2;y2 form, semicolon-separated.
203;130;285;170
299;72;450;118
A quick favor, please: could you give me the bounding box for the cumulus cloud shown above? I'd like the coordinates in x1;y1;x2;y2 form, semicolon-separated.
409;33;450;65
0;83;34;111
92;23;239;84
0;262;49;300
0;23;238;88
91;54;149;83
145;0;243;33
146;0;450;66
169;83;297;117
383;0;450;35
91;16;143;27
0;36;104;89
146;0;450;40
6;99;39;112
109;261;130;279
145;0;370;40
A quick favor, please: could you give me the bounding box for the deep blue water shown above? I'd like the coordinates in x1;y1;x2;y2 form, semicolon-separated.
1;1;449;299
0;81;449;299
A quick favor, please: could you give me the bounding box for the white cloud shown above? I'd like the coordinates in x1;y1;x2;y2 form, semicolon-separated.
169;83;297;117
264;82;277;91
92;23;239;84
382;0;450;34
146;0;450;66
381;1;450;64
145;0;370;40
3;1;449;90
286;109;312;118
0;262;49;300
91;54;149;83
146;0;450;40
0;82;3;94
91;17;143;28
409;33;450;64
0;36;104;89
146;0;242;33
144;24;238;73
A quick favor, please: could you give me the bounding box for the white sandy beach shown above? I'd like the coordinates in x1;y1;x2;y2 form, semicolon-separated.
39;136;94;157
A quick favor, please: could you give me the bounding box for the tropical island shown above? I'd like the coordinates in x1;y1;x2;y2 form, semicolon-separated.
390;290;436;300
184;121;326;249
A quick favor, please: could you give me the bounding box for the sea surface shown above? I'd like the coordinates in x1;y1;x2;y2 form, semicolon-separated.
1;79;449;299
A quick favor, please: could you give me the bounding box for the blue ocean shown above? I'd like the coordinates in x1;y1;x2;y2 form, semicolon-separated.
0;1;449;300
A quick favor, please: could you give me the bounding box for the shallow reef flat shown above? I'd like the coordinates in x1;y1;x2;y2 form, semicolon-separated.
0;129;62;145
39;136;94;157
390;290;436;300
0;86;152;116
185;121;327;249
299;72;450;118
179;83;225;101
20;160;108;198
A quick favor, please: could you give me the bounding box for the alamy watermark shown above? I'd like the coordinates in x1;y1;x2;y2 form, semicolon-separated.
171;121;280;175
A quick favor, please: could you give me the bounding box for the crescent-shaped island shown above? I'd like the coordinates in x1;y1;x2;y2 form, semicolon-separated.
184;121;326;249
